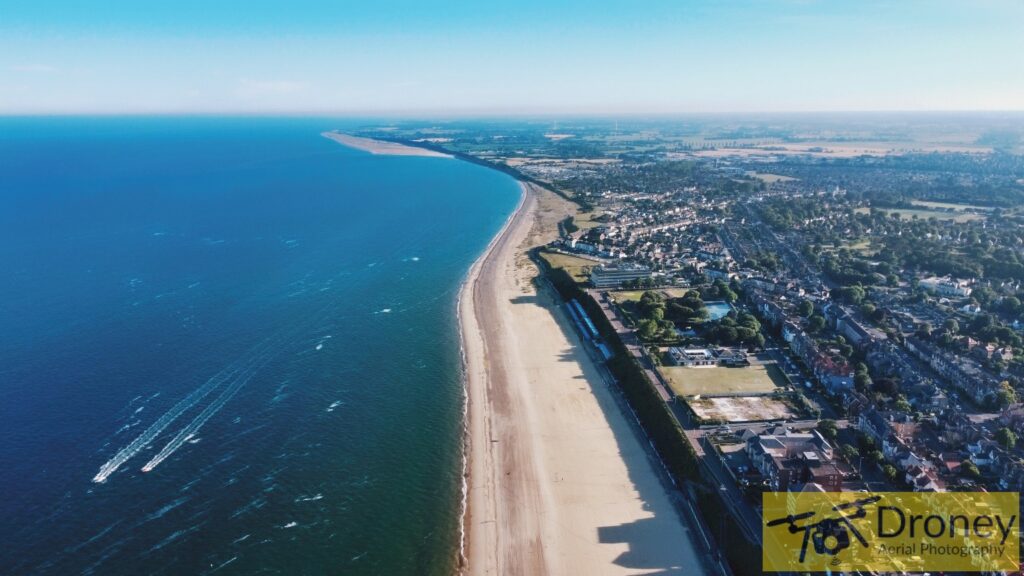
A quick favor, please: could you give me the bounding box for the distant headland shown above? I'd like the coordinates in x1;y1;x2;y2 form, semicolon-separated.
322;131;452;158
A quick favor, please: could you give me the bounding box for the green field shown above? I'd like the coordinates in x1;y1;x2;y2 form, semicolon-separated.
844;239;875;255
661;361;787;397
539;250;600;282
855;207;986;223
910;200;993;212
610;288;688;303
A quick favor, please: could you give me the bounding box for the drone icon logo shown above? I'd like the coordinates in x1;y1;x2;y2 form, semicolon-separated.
766;495;882;563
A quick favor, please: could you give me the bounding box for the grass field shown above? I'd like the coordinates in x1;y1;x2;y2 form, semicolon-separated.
661;361;787;397
844;239;875;255
539;250;600;282
910;200;993;212
855;207;986;223
747;172;798;184
609;288;688;303
572;210;605;230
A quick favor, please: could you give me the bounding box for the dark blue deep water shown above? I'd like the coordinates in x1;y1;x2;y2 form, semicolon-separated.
0;118;519;575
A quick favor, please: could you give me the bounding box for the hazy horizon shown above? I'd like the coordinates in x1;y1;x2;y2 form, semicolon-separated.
2;0;1023;115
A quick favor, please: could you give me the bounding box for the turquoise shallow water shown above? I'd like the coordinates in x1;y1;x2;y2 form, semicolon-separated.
0;118;520;575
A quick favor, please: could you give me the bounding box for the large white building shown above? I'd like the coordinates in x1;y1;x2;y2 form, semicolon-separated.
590;264;652;288
919;276;973;297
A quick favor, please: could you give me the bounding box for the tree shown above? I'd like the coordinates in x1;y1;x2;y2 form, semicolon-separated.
994;381;1018;409
916;322;933;338
638;319;659;340
808;314;826;333
882;464;900;483
854;372;872;392
840;443;860;463
839;286;866;304
798;300;814;318
735;327;756;343
817;419;838;440
1002;296;1022;315
721;287;738;303
873;377;898;397
894;396;912;414
754;333;766;349
996;427;1017;451
943;318;960;335
650;307;665;322
961;460;981;479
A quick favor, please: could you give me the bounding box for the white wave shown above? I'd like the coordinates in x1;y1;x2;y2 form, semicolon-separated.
230;497;266;519
145;496;190;522
208;556;238;573
65;521;121;554
279;521;298;529
294;493;323;503
231;534;250;544
149;523;204;552
326;400;343;413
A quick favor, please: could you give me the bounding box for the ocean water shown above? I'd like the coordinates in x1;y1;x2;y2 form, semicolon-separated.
0;118;520;575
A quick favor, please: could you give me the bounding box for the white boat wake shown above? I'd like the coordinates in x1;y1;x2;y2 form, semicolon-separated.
92;335;281;484
92;365;241;483
140;354;273;473
93;293;339;484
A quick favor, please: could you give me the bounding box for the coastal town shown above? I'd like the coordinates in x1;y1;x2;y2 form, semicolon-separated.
352;118;1024;575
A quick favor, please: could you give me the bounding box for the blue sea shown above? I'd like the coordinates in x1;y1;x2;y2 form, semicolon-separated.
0;118;520;575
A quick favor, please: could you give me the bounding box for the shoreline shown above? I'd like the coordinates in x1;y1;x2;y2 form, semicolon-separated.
321;130;705;574
455;181;530;572
459;175;706;574
321;131;453;158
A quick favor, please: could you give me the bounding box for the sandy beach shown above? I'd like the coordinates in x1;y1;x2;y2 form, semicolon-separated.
321;131;452;157
460;182;706;575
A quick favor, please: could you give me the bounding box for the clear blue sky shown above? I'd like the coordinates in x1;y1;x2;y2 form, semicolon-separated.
1;0;1022;114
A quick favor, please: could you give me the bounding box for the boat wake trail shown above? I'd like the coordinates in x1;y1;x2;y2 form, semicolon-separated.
93;370;239;483
93;291;338;484
92;336;280;484
141;351;276;473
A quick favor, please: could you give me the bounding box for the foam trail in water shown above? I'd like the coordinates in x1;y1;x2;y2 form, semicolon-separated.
92;337;278;483
93;371;236;483
141;350;276;473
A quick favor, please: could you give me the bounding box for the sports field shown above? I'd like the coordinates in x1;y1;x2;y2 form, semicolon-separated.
661;360;786;397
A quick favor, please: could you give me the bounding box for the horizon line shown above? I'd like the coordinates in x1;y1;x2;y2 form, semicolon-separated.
3;108;1024;119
